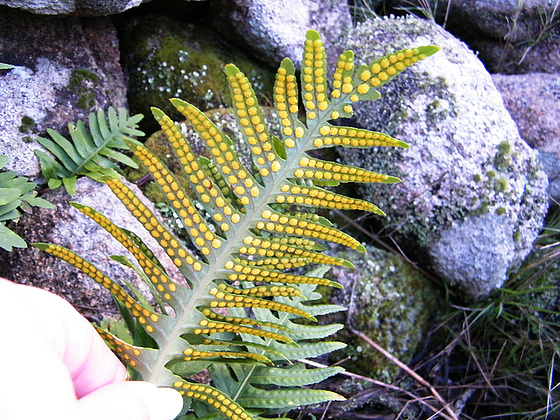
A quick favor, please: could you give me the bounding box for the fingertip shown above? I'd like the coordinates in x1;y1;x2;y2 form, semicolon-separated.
148;387;184;420
77;381;183;420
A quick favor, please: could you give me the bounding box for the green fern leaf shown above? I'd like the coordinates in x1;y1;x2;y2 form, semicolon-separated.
0;155;53;251
35;30;438;419
249;365;344;387
34;107;144;195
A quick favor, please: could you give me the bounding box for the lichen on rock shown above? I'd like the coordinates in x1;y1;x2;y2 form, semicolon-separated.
337;16;549;300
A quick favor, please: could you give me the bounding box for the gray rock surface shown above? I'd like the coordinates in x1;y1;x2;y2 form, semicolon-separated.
337;16;549;300
492;73;560;200
0;8;127;178
209;0;353;69
0;177;181;319
472;35;560;74
388;0;560;73
391;0;559;40
0;0;149;15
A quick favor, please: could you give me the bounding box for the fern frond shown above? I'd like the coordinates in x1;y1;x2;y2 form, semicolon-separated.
34;107;144;195
35;30;438;419
0;155;53;251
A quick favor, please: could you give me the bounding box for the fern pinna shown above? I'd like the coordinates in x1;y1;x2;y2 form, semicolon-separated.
34;31;438;419
34;106;144;196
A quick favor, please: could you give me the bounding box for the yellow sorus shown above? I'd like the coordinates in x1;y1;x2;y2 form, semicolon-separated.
357;83;370;95
360;69;371;81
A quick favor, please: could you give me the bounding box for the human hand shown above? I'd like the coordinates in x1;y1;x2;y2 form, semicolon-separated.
0;278;183;420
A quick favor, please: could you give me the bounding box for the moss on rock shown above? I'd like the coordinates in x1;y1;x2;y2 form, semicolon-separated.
120;16;275;133
69;68;101;110
327;245;441;382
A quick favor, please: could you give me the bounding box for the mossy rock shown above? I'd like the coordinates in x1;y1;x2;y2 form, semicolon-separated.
337;16;548;299
120;15;275;133
326;245;442;382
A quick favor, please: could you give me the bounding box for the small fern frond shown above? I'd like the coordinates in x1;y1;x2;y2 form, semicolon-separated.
35;30;438;419
34;107;144;195
0;155;53;251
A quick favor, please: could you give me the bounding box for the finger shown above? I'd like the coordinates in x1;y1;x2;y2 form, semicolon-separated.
0;278;126;397
0;341;77;418
56;306;127;397
76;382;183;420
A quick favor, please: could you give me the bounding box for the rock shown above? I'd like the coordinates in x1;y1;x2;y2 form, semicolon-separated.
471;35;560;74
387;0;560;73
327;245;441;381
209;0;353;69
0;177;181;320
0;7;127;178
0;0;149;16
492;73;560;200
119;15;275;133
337;16;548;300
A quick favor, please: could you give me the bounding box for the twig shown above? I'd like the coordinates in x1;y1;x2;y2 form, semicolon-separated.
332;209;442;286
350;327;460;420
298;358;447;418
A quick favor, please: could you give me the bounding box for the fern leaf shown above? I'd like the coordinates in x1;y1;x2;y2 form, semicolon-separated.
35;30;438;419
237;386;345;409
249;365;344;387
268;341;347;361
34;107;144;195
172;378;253;420
0;155;53;250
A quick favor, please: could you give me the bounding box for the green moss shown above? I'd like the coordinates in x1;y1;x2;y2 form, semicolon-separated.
487;170;497;178
77;92;96;110
494;140;513;169
327;246;441;382
69;68;100;110
473;173;482;183
496;206;507;215
497;140;512;155
495;176;508;193
19;115;35;133
474;201;490;215
122;18;274;133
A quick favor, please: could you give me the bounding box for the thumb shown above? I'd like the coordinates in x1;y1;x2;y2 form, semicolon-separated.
76;382;183;420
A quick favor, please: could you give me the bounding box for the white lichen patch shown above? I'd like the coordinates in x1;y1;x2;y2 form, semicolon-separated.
0;58;70;177
338;16;548;299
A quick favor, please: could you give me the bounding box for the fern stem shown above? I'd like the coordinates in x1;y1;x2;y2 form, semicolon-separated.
232;312;291;402
76;136;119;175
232;363;258;402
